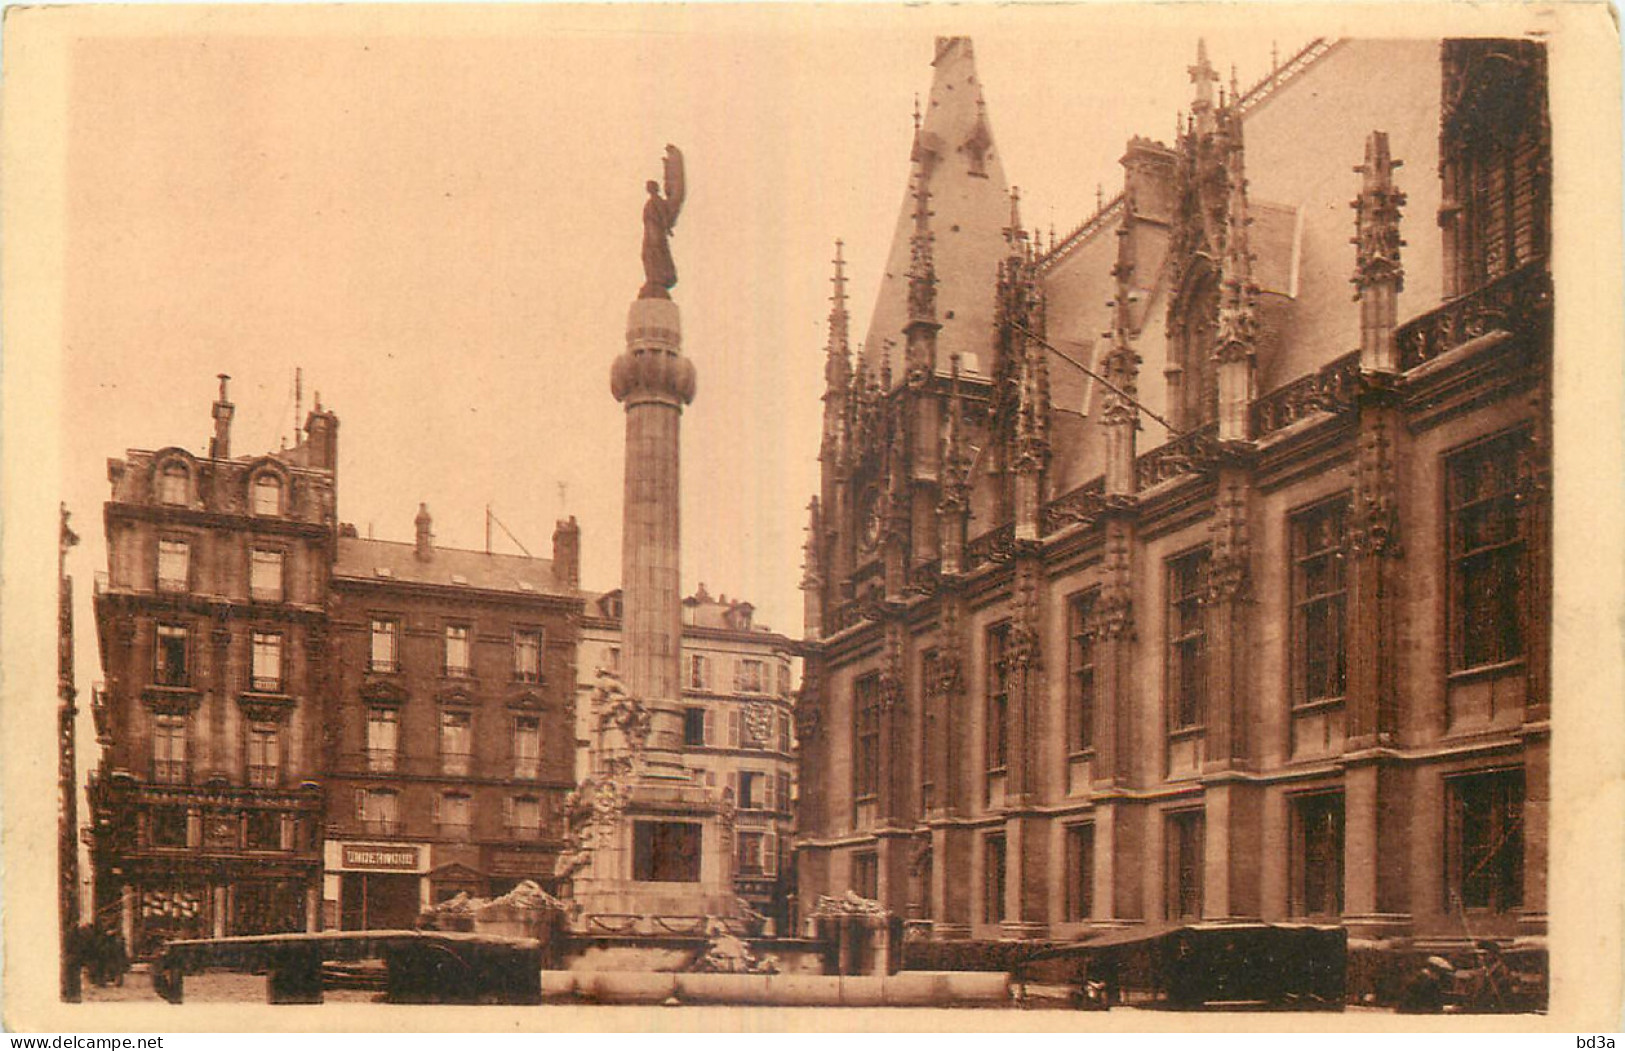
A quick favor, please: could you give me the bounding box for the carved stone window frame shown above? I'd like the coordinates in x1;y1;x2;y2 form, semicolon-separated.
150;448;198;509
243;458;293;518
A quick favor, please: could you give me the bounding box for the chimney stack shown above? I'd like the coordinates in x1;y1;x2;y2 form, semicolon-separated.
210;374;234;460
552;516;580;589
414;503;433;561
303;393;339;472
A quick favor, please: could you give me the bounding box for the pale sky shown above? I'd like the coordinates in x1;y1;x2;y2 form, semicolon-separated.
57;5;1293;694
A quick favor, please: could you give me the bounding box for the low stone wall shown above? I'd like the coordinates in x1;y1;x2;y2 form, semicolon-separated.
902;939;1060;974
561;935;826;975
541;969;1011;1007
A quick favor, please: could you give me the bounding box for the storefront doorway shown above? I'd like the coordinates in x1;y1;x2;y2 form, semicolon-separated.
339;872;421;930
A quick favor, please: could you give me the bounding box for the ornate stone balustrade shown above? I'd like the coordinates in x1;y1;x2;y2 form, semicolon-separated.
1396;262;1551;371
1134;423;1218;492
1040;476;1106;535
1250;351;1361;438
963;523;1015;570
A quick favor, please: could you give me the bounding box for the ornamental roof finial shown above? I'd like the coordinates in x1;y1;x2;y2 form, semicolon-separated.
1189;38;1218;110
1004;186;1025;247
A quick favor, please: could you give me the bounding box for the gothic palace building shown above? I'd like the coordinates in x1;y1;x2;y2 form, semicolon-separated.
795;38;1550;947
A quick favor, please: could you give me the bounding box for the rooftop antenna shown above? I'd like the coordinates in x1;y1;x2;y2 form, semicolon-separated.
487;506;534;558
485;503;493;555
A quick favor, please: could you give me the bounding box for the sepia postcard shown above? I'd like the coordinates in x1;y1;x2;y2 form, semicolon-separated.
2;1;1621;1034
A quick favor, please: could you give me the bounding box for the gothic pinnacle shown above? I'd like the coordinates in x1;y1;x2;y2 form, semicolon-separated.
828;238;851;358
1190;38;1218;110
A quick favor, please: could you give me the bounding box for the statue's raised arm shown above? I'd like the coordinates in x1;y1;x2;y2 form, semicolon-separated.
640;144;685;299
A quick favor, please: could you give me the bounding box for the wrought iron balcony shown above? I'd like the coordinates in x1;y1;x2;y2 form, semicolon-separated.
151;760;188;786
246;764;280;789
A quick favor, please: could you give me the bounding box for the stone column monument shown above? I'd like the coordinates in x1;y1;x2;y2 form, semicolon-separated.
562;146;738;930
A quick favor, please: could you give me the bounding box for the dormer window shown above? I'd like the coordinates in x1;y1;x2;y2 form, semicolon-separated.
253;475;283;516
159;463;189;506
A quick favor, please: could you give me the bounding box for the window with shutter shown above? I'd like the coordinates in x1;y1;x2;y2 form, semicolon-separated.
764;831;778;876
250;549;285;603
728;710;741;748
367;708;398;773
683;707;707;747
513;716;540;779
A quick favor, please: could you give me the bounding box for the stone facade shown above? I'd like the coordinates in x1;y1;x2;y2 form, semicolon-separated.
321;508;582;929
88;378;333;956
796;37;1550;951
88;385;586;947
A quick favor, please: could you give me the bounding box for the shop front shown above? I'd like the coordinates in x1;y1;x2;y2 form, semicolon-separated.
324;840;431;931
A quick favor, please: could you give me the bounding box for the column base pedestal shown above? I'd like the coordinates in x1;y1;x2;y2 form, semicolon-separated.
1343;912;1413;940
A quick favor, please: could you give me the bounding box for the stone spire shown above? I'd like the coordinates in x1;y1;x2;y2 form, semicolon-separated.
904;172;940;379
821;240;853;466
1004;188;1049;540
1003;185;1026;249
1352;130;1406;374
801;495;824;640
862;37;1013;380
1211;56;1259;443
1189;37;1219;118
937;354;973;577
1101;193;1142;497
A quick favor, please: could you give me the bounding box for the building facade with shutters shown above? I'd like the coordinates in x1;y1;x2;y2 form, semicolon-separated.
795;37;1550;951
576;586;798;930
88;378;336;958
88;385;586;947
321;506;583;929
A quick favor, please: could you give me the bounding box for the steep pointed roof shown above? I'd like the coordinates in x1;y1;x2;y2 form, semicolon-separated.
862;37;1013;381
